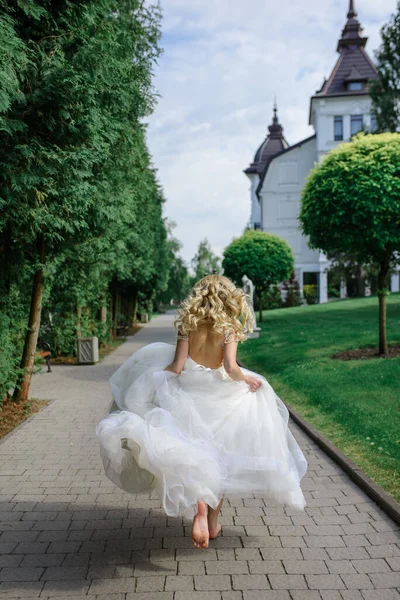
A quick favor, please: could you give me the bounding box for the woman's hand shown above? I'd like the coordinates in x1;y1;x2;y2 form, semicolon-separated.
245;375;262;392
164;362;181;375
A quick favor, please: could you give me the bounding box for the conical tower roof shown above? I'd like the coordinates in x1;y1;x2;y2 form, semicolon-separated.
245;103;289;176
314;0;378;98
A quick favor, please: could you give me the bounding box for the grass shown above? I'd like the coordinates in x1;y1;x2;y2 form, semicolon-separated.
238;293;400;503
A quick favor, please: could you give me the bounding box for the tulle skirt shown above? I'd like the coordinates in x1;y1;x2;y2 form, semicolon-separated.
96;342;308;518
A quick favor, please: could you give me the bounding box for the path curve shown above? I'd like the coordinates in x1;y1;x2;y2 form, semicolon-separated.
0;313;399;599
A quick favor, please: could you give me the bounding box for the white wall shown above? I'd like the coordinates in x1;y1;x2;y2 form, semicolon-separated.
247;173;261;229
260;137;319;272
310;95;374;162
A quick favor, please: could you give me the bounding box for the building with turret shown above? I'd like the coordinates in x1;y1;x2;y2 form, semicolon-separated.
244;0;400;302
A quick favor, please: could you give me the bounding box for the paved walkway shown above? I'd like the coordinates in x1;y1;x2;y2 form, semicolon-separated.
0;313;399;600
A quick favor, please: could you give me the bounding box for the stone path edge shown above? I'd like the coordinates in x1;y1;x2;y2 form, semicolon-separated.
0;397;55;448
238;360;400;526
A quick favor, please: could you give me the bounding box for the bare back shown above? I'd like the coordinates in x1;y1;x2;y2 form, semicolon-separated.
187;326;225;369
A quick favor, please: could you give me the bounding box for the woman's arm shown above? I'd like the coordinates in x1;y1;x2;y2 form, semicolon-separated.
223;339;262;392
164;338;189;374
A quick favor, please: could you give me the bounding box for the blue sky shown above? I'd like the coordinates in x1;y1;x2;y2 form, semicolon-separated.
145;0;396;265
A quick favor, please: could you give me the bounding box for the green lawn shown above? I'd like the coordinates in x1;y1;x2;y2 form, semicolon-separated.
238;293;400;503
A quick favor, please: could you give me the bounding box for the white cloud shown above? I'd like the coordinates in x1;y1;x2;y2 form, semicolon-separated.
145;0;396;264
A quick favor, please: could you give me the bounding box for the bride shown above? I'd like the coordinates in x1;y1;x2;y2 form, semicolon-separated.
96;274;308;549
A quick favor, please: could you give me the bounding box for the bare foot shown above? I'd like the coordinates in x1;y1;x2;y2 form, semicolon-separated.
208;523;222;539
192;501;209;549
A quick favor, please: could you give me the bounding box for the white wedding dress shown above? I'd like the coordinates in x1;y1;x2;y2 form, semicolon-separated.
96;341;308;518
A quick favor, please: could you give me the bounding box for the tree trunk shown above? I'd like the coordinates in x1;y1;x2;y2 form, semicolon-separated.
76;304;82;357
132;291;138;325
13;235;46;403
100;292;107;324
378;250;390;356
258;289;263;323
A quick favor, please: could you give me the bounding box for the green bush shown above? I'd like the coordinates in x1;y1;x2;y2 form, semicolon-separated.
303;284;318;305
283;272;303;307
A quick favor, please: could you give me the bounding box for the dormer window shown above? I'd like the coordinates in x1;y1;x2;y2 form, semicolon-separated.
344;66;367;93
348;81;364;91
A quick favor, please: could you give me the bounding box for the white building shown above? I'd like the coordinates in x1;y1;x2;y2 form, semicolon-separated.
245;0;400;301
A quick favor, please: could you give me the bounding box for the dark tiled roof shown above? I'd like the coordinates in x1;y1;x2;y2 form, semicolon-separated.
316;46;378;96
256;134;317;197
244;105;289;176
315;0;378;98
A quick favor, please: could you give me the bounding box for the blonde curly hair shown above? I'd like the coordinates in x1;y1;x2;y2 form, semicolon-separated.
174;274;254;341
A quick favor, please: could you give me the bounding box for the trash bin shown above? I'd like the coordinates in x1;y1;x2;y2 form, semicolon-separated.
77;336;99;365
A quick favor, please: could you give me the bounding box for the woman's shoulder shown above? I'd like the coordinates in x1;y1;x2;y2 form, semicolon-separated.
222;329;241;345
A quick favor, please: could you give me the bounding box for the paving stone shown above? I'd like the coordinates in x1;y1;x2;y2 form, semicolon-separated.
351;557;391;573
136;575;165;592
386;556;400;570
305;574;347;589
126;595;173;600
361;591;400;600
41;579;90;596
86;564;116;579
174;593;220;600
206;560;248;574
41;566;88;580
88;577;136;594
47;541;81;553
133;561;177;575
177;548;217;561
222;592;244;600
178;560;206;575
326;547;370;560
0;581;44;597
0;554;24;567
0;566;44;581
232;574;270;590
369;571;400;588
194;574;232;590
289;592;322;600
63;552;91;566
243;592;292;600
366;544;400;558
325;559;357;574
113;564;135;578
260;548;302;560
281;559;328;574
235;548;262;560
248;560;285;574
21;554;65;567
165;575;194;590
268;573;307;589
150;548;176;561
242;536;282;548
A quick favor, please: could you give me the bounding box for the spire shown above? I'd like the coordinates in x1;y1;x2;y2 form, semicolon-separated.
337;0;368;53
244;101;289;175
347;0;356;19
268;101;283;139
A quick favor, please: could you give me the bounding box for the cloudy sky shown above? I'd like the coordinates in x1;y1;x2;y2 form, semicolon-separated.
145;0;396;267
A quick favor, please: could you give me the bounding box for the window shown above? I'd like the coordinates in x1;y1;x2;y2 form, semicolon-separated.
348;81;363;91
370;114;378;133
351;114;363;136
254;222;261;230
334;116;343;141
